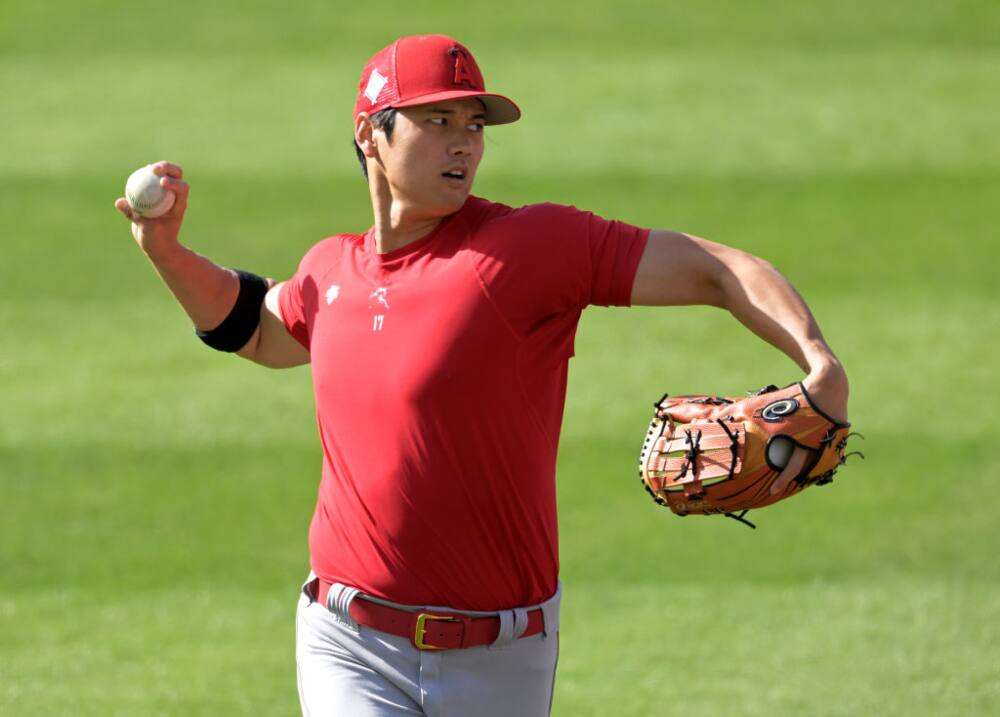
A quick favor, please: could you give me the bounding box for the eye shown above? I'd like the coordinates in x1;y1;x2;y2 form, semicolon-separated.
429;117;447;126
468;122;485;133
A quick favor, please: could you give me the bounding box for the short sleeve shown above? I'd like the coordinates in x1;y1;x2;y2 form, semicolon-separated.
580;207;650;307
277;236;345;350
278;271;310;349
470;203;649;339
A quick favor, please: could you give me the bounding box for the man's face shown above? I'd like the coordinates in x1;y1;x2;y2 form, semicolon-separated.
372;97;486;217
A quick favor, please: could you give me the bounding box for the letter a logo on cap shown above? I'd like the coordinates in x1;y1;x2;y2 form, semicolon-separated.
364;69;388;104
449;47;475;88
353;35;521;125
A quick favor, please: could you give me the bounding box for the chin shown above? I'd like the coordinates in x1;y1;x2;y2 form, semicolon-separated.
429;190;470;217
443;194;469;214
397;181;472;219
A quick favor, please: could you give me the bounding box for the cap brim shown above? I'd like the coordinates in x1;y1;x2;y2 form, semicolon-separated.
390;90;521;125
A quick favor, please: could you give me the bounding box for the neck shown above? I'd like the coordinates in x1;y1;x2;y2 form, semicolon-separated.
368;174;452;254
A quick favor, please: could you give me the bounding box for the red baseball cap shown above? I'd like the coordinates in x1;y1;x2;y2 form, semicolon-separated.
353;35;521;125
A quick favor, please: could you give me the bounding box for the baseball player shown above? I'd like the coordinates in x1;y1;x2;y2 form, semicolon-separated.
115;34;848;717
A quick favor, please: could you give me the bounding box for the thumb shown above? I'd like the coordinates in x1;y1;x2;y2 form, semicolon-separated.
115;197;140;222
770;447;809;495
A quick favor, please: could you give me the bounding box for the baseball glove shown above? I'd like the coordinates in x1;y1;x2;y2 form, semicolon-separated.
638;382;861;528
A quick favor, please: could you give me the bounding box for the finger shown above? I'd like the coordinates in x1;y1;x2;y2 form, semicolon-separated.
114;197;139;222
151;161;183;179
161;177;189;216
771;447;809;495
159;175;189;198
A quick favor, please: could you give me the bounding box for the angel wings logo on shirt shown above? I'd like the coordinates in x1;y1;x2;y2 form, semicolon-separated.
369;287;390;309
325;285;340;305
368;286;390;332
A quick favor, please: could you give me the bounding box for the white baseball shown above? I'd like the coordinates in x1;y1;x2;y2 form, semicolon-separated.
767;436;795;469
125;164;175;219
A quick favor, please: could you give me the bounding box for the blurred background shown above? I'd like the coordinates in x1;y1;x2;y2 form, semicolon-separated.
2;1;998;714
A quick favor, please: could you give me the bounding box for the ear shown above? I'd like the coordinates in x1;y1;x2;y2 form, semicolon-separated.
355;113;380;159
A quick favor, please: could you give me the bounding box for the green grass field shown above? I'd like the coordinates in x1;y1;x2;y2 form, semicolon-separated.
2;1;999;714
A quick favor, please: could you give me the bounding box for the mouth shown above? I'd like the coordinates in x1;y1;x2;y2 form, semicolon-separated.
441;168;468;184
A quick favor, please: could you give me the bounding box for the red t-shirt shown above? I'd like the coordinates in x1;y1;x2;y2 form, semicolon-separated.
279;196;649;610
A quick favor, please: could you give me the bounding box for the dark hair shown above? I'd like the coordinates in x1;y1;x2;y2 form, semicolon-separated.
354;108;398;181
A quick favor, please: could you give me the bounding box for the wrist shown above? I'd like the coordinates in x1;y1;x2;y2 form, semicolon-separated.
141;235;189;270
802;356;850;423
802;342;843;376
808;357;847;383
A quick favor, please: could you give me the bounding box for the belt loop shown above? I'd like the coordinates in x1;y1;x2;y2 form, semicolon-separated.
491;609;515;647
326;582;361;632
540;582;562;637
301;572;318;604
490;606;529;647
511;607;529;639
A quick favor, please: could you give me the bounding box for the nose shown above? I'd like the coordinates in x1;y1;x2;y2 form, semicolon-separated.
448;126;473;157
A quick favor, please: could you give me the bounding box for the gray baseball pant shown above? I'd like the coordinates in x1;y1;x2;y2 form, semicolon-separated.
295;576;561;717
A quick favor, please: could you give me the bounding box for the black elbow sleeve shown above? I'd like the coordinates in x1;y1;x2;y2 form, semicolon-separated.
195;270;269;352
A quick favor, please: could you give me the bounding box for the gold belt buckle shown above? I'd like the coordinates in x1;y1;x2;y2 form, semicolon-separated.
413;612;461;650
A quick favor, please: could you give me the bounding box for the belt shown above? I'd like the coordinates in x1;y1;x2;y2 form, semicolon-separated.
316;578;545;651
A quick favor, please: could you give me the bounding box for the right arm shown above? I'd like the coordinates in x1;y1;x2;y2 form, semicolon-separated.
115;161;309;368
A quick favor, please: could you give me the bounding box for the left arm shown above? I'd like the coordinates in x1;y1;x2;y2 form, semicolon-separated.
632;230;849;491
